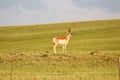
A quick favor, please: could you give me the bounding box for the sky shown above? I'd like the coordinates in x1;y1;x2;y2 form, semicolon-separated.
0;0;120;26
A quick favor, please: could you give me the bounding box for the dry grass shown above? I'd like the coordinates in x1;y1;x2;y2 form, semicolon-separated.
0;19;120;80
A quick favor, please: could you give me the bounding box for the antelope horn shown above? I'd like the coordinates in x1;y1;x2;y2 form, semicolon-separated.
68;28;71;33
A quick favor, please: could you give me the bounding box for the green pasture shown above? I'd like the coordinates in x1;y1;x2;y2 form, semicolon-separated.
0;19;120;80
0;19;120;54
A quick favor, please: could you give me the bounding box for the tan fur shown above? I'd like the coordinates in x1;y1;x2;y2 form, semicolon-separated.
53;31;72;53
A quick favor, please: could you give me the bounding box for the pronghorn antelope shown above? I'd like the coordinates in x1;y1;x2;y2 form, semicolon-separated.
53;29;72;53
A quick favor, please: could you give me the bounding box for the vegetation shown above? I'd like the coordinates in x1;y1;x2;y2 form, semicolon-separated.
0;19;120;80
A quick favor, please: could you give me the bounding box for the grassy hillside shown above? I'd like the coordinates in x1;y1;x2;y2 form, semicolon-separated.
0;19;120;80
0;19;120;54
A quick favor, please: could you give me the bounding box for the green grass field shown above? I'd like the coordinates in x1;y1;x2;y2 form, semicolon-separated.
0;19;120;80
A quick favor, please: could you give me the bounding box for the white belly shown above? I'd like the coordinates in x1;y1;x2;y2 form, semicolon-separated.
58;40;66;44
